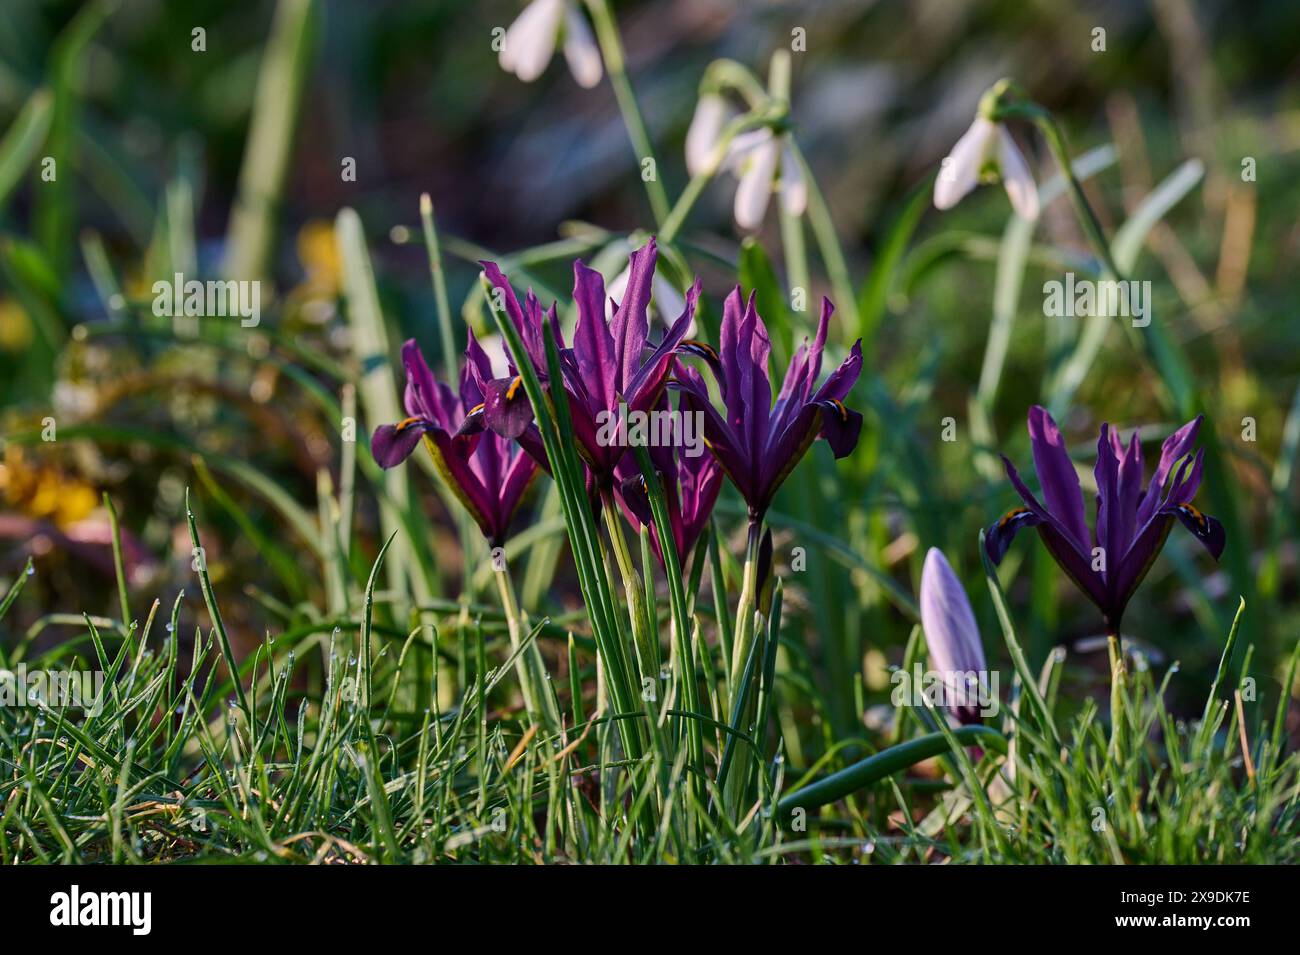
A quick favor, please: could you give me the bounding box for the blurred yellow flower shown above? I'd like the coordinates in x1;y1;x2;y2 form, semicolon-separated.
0;447;98;526
0;298;34;352
297;219;342;296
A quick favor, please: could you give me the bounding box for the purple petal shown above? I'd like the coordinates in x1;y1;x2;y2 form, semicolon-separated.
1027;405;1091;552
1000;454;1109;609
808;338;863;407
623;278;701;412
738;292;773;470
920;547;987;722
1168;501;1226;561
480;376;533;440
1136;415;1202;525
677;375;754;505
371;418;433;468
770;297;832;437
1094;423;1121;584
425;429;497;542
984;505;1041;565
718;287;748;428
480;260;544;370
611;239;656;392
1109;514;1175;630
497;446;541;541
816;399;863;458
1113;429;1143;555
572;261;617;410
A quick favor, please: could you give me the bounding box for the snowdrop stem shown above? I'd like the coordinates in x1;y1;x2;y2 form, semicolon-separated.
767;51;810;310
583;0;670;226
787;140;861;336
780;202;810;316
702;59;768;108
996;101;1123;280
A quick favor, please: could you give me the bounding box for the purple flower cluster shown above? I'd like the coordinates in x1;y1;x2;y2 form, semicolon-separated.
371;238;864;565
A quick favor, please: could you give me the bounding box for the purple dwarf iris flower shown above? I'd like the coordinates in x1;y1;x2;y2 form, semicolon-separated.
475;239;702;488
474;261;559;443
371;337;540;547
677;290;863;519
986;405;1225;635
614;380;725;565
564;238;701;479
919;548;988;726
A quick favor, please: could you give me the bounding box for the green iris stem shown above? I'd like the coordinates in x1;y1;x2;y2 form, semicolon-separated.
1106;634;1127;767
599;485;658;678
728;518;764;693
493;561;560;732
584;0;670;226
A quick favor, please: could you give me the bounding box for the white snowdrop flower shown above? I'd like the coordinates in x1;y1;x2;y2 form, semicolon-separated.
605;265;692;334
499;0;602;89
686;93;733;177
934;115;1039;220
727;129;805;230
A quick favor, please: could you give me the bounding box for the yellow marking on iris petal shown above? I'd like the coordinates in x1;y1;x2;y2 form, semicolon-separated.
506;376;523;401
1177;503;1207;530
681;340;719;362
828;398;849;422
467;402;485;416
395;416;423;432
998;506;1030;528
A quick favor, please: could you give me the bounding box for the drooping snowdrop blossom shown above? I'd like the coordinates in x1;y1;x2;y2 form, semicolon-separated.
919;548;988;726
498;0;602;89
727;129;806;230
986;406;1225;636
933;113;1039;221
685;93;734;178
684;94;805;230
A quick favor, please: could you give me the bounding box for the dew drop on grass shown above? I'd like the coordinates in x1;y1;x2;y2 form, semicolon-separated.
165;623;174;633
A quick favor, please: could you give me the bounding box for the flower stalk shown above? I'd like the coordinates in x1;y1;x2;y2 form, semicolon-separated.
583;0;670;225
728;517;764;692
494;560;561;731
600;484;659;678
992;96;1122;279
